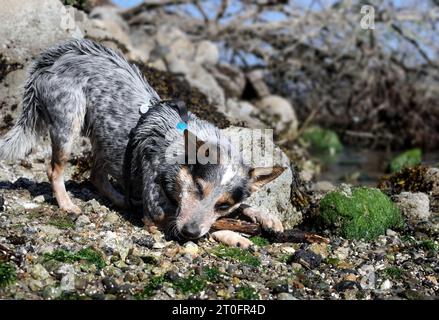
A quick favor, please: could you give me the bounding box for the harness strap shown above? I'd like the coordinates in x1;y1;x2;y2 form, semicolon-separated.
123;99;188;208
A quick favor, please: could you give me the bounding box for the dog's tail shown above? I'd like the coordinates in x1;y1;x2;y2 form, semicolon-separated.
0;73;44;161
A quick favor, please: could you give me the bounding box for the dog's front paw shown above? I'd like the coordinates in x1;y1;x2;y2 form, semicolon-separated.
211;230;253;249
242;207;284;233
259;213;284;233
60;203;81;215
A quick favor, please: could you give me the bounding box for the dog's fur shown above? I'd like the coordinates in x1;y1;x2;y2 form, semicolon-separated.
0;39;285;247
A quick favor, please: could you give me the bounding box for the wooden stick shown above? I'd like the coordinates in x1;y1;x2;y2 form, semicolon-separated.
210;218;329;244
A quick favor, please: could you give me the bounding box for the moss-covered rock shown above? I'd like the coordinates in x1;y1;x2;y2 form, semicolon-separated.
319;185;403;240
299;126;342;155
389;148;422;173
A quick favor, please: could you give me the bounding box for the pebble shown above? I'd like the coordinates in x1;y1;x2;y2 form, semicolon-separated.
334;280;360;292
380;279;392;290
134;236;155;248
291;250;322;269
102;277;119;294
33;195;46;204
104;212;119;224
277;293;297;300
59;265;76;292
75;215;91;227
182;241;199;258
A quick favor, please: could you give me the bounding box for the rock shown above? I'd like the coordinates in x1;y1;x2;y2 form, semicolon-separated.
0;69;27;127
394;192;430;223
104;212;119;224
290;250;322;269
312;181;336;192
334;246;350;260
168;60;225;108
223;127;302;228
75;214;91;227
309;243;329;259
38;225;63;237
134;236;155;249
334;280;360;292
246;70;270;98
255;95;299;139
102;277;119;294
42;286;62;300
386;229;398;237
194;40;219;66
33;195;46;204
182;242;199;258
319;186;403;240
0;194;4;212
209;64;246;98
380;279;393;290
277;292;297;300
100;231;132;261
359;264;375;290
0;0;82;66
225;99;265;128
30;264;51;281
58;264;76;292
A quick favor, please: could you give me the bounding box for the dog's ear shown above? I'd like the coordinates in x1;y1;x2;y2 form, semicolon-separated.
184;129;205;164
248;166;286;192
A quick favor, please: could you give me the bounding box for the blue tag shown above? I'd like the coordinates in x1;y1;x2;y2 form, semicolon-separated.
176;122;188;133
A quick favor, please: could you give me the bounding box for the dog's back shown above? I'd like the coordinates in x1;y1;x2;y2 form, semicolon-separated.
0;39;159;166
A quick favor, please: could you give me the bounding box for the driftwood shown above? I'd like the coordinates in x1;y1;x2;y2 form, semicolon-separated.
211;218;329;244
122;1;439;150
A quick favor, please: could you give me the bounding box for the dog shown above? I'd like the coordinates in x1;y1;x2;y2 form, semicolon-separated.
0;39;285;247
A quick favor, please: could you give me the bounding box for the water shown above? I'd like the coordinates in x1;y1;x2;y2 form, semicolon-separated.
315;148;439;186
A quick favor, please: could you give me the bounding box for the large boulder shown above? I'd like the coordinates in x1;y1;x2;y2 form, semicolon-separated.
0;0;83;130
225;99;265;128
255;95;299;139
0;0;83;66
152;26;225;107
223;126;302;228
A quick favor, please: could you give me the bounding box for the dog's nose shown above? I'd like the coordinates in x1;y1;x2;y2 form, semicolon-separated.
180;222;202;239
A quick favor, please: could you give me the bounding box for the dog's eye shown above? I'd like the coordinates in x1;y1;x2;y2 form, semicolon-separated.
195;180;203;195
215;202;232;211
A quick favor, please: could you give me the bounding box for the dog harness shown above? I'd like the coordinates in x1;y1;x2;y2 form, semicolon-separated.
122;99;189;208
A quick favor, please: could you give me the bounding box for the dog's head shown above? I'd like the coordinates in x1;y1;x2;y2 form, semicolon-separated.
162;127;286;240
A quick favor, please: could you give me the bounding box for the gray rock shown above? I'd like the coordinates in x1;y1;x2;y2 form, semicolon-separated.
277;292;298;300
223;127;302;228
0;0;83;65
58;264;76;292
104;212;119;224
100;231;132;261
75;214;91;227
225;99;265;128
255;95;299;139
291;250;322;269
194;40;219;66
394;192;430;223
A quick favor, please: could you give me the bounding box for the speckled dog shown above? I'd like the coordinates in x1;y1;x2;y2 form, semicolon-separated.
0;39;285;247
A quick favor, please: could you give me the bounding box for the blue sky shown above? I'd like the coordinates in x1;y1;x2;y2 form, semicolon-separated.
112;0;142;7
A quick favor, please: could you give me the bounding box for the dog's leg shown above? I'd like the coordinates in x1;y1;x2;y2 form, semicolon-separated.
141;162;166;223
47;97;84;215
211;230;253;248
240;205;284;233
47;145;81;214
90;163;126;208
